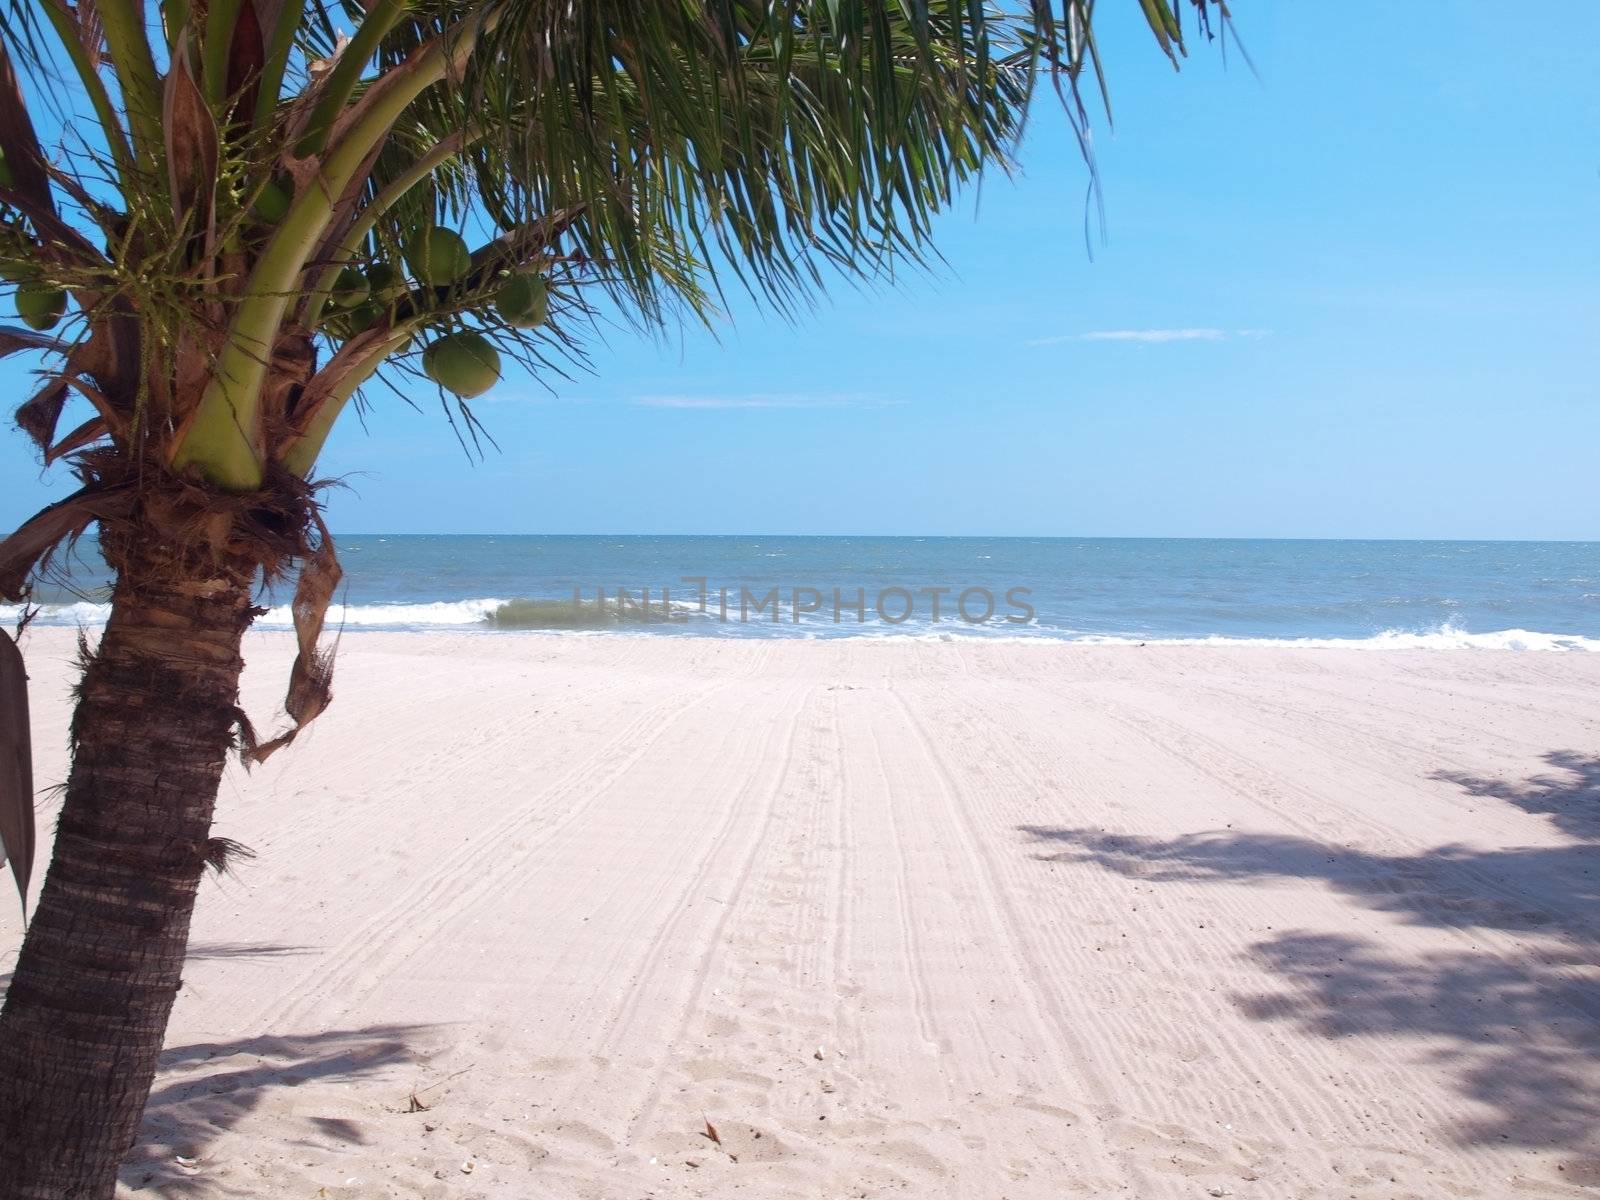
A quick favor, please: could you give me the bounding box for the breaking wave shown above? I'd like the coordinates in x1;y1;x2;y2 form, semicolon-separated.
3;602;1596;650
1067;626;1600;652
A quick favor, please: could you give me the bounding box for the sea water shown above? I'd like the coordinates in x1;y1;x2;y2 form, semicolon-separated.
6;536;1599;648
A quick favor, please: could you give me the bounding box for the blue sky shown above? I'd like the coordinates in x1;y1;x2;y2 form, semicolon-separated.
4;3;1597;539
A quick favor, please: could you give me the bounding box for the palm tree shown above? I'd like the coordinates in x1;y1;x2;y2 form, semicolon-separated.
0;1;1229;1194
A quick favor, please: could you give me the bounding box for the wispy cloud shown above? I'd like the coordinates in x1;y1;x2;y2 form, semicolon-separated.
631;392;893;410
1027;328;1270;347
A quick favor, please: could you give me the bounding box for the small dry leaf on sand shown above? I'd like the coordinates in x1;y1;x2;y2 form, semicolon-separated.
699;1117;738;1161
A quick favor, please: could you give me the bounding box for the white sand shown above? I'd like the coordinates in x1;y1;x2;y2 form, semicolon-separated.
4;630;1599;1198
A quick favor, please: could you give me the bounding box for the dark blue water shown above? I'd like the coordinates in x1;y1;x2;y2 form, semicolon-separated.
8;536;1598;647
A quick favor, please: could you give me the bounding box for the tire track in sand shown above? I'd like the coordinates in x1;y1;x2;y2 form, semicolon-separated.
250;673;740;1032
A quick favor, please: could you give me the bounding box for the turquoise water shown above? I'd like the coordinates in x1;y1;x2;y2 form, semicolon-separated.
9;536;1600;647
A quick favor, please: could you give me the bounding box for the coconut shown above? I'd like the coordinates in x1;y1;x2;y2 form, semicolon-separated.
366;261;403;302
16;281;66;331
333;302;380;338
404;228;471;286
331;266;371;309
495;273;549;329
423;332;500;398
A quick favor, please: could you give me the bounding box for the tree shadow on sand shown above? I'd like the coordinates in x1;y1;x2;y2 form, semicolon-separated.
184;941;313;961
1436;750;1600;840
2;938;311;992
119;1024;428;1195
1018;751;1600;1155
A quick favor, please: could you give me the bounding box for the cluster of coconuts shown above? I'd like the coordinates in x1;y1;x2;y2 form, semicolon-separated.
319;226;550;401
2;164;552;398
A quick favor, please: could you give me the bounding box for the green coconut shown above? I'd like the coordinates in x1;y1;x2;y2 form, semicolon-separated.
423;331;500;398
495;272;549;329
15;281;66;331
404;227;471;286
331;266;371;309
365;261;403;301
324;301;380;340
252;179;291;223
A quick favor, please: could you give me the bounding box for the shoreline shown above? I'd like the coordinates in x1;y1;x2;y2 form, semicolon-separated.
6;630;1599;1197
8;617;1600;651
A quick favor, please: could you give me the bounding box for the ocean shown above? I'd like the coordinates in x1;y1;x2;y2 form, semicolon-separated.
7;535;1599;649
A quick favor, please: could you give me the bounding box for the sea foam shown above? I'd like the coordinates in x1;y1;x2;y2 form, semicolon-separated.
3;602;1596;650
1070;625;1600;652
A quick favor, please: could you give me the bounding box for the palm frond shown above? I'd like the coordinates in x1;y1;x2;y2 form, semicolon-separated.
0;0;1233;500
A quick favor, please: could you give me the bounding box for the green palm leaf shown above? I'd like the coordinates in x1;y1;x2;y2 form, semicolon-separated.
0;0;1234;502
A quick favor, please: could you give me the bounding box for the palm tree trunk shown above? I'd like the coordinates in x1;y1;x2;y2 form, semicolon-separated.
0;524;258;1200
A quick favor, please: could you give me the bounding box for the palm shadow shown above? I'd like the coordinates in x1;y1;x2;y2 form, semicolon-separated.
183;941;313;961
1018;751;1600;1153
1434;749;1600;839
2;941;310;994
119;1024;428;1195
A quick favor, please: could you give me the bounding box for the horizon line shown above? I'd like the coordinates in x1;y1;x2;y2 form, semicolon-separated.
318;532;1600;545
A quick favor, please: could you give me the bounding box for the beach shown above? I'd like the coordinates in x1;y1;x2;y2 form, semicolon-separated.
6;629;1599;1198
